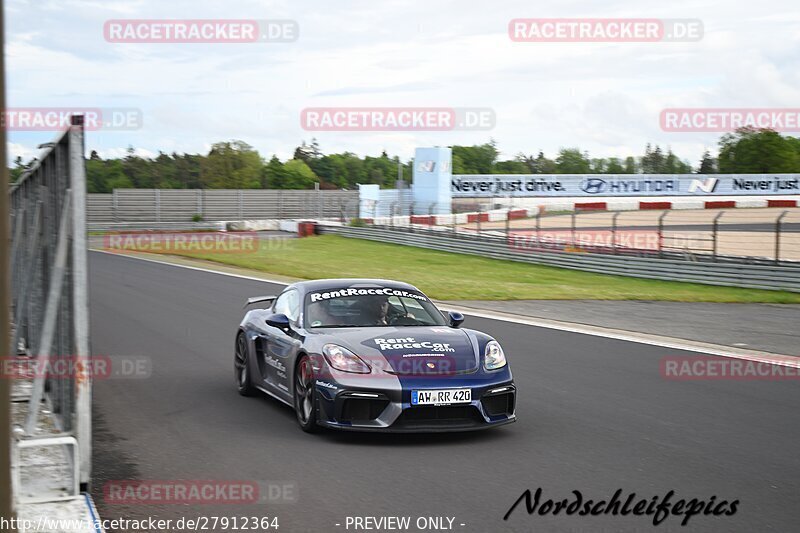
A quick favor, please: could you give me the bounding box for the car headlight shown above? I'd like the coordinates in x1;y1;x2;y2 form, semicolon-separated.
484;341;507;370
322;344;371;374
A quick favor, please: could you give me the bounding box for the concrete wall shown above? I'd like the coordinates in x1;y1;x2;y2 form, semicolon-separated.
87;188;360;222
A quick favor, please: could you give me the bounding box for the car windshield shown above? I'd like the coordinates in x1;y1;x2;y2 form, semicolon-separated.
305;288;447;328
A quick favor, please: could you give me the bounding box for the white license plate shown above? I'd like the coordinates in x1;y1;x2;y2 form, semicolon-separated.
411;388;471;406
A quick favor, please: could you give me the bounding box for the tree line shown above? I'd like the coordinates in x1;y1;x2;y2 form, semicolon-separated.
8;128;800;192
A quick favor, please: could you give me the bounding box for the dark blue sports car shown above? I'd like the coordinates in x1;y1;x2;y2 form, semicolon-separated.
235;279;516;432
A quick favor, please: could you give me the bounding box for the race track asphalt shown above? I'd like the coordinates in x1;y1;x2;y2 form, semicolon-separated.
88;251;799;532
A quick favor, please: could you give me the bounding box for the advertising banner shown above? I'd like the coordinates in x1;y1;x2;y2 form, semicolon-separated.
450;174;800;197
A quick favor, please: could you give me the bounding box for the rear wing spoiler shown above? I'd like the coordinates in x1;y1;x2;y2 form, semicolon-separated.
243;295;277;309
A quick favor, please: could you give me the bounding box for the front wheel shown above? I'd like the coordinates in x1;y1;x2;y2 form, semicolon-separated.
294;354;319;432
235;333;256;396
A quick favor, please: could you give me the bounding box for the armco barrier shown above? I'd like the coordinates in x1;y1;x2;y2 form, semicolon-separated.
317;225;800;292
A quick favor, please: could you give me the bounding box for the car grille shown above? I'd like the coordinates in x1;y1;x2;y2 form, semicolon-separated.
394;405;484;429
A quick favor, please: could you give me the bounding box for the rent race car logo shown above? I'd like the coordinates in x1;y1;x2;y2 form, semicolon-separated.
310;288;428;302
373;337;455;352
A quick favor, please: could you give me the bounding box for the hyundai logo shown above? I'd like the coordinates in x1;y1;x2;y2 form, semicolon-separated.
581;178;607;194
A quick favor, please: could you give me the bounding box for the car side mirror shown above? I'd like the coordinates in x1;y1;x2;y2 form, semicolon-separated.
266;313;291;332
448;311;464;328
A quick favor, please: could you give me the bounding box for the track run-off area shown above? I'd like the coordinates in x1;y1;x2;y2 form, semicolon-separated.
89;251;799;532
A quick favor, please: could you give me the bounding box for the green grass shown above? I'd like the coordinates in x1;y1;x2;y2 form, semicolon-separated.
144;234;800;303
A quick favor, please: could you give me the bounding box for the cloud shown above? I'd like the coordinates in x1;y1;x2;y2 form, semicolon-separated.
8;142;36;161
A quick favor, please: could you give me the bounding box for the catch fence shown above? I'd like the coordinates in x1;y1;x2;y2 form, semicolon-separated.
9;116;91;486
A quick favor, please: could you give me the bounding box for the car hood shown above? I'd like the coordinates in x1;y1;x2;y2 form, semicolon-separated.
315;326;479;375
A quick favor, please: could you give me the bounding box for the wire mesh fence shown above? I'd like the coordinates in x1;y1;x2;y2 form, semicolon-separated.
318;224;800;292
8;116;91;485
367;202;800;265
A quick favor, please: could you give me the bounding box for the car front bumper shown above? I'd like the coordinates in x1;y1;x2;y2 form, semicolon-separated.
312;367;516;432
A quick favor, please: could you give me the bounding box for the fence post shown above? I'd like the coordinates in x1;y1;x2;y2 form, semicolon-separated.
505;207;510;237
155;189;160;223
571;212;577;248
658;211;668;259
712;211;724;261
69;117;91;488
9;204;25;291
316;182;322;219
476;205;482;236
775;210;789;264
428;204;436;234
536;210;541;245
112;188;118;222
611;212;620;255
238;190;244;220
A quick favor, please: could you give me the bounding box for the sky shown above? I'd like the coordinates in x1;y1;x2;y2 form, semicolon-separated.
4;0;799;166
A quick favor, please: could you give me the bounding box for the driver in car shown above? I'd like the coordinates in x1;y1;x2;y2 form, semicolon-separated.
363;295;415;326
364;295;391;325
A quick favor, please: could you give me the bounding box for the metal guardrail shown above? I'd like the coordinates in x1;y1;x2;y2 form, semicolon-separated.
317;224;800;292
8;116;91;486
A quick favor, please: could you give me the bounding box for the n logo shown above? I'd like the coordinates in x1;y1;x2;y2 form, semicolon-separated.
688;177;719;194
417;161;436;173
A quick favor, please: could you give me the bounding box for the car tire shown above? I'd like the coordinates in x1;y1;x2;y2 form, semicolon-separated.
235;333;256;396
294;354;319;433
